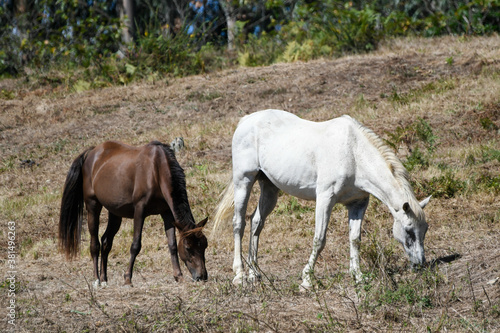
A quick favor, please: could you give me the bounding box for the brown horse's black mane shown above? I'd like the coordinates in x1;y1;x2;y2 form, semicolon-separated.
148;141;196;229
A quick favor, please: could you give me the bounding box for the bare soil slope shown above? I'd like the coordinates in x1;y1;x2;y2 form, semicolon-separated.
1;36;499;332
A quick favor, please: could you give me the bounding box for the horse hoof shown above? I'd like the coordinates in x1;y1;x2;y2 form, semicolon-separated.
101;281;108;288
299;282;311;292
232;274;245;286
247;273;261;284
93;279;100;289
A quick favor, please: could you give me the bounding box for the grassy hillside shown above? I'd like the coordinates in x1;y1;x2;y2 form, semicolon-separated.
0;35;499;332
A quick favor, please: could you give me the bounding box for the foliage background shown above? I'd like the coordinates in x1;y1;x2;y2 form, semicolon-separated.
1;0;499;87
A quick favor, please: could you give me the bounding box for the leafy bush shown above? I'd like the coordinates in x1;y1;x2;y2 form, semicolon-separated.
384;118;438;171
475;174;500;194
128;30;203;77
237;34;283;67
423;171;467;198
404;147;430;171
285;2;382;57
414;118;438;153
377;0;500;36
0;0;121;76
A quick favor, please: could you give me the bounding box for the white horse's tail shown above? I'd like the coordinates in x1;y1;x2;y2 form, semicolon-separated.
211;180;234;235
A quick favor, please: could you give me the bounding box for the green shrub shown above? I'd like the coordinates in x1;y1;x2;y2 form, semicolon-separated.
404;147;430;171
475;174;500;194
236;34;283;67
480;117;499;131
288;2;382;56
424;171;467;198
482;147;500;163
414;118;438;153
384;118;438;171
281;40;315;63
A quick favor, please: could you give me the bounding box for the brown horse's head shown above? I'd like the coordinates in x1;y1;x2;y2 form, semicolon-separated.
178;217;209;281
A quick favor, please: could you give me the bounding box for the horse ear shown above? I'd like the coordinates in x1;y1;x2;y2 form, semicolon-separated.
402;202;410;213
419;195;431;209
196;217;208;228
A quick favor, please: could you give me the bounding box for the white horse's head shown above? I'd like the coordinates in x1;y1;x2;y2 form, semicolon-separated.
391;196;431;268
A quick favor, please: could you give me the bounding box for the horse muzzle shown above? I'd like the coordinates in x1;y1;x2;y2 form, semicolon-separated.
192;272;208;282
189;266;208;281
409;252;427;271
411;261;427;272
405;242;426;270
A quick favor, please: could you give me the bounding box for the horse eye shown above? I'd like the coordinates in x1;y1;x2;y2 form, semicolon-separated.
405;229;416;247
407;229;416;241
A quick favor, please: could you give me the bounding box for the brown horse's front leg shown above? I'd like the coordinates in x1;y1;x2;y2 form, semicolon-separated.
99;213;122;286
161;212;183;282
167;226;184;282
124;209;145;286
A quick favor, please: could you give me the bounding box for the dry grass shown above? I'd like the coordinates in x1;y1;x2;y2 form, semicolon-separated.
0;35;499;332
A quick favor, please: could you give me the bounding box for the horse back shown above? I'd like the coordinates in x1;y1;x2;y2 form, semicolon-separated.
233;110;364;200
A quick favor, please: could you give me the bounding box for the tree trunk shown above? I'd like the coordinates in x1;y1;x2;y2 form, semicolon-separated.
14;0;28;14
119;0;135;44
220;0;237;50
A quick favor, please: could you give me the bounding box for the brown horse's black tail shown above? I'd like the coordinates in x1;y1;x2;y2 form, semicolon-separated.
59;148;92;259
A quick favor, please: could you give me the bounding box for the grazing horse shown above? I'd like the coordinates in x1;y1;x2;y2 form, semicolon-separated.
59;141;208;287
213;110;430;288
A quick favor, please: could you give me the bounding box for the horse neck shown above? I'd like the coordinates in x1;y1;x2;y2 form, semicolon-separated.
154;142;197;232
348;119;419;217
355;147;408;213
171;202;197;232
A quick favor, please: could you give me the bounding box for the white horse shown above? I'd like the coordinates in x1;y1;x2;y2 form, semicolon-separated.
213;109;430;288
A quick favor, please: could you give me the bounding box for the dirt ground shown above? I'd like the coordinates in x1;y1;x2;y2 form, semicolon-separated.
1;35;499;332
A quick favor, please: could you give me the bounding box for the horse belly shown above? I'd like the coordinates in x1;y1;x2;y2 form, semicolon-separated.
259;149;318;201
94;185;136;218
89;165;137;218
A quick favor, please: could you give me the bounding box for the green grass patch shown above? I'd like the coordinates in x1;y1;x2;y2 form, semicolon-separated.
389;79;456;106
0;191;60;221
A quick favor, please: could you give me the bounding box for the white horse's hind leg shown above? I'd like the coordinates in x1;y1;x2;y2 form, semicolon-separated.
346;198;369;282
248;177;279;282
232;175;257;285
301;192;336;289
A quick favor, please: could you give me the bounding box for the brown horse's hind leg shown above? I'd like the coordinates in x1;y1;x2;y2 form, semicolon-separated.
161;210;184;282
87;201;103;287
99;212;122;286
124;206;146;286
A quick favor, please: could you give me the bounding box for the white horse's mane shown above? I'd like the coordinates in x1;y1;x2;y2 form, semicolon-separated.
343;115;425;220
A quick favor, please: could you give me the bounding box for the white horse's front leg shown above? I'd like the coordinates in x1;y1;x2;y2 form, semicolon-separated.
301;193;335;289
232;224;245;285
347;198;369;283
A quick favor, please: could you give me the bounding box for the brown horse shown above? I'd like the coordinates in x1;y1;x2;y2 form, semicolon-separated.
59;140;208;287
